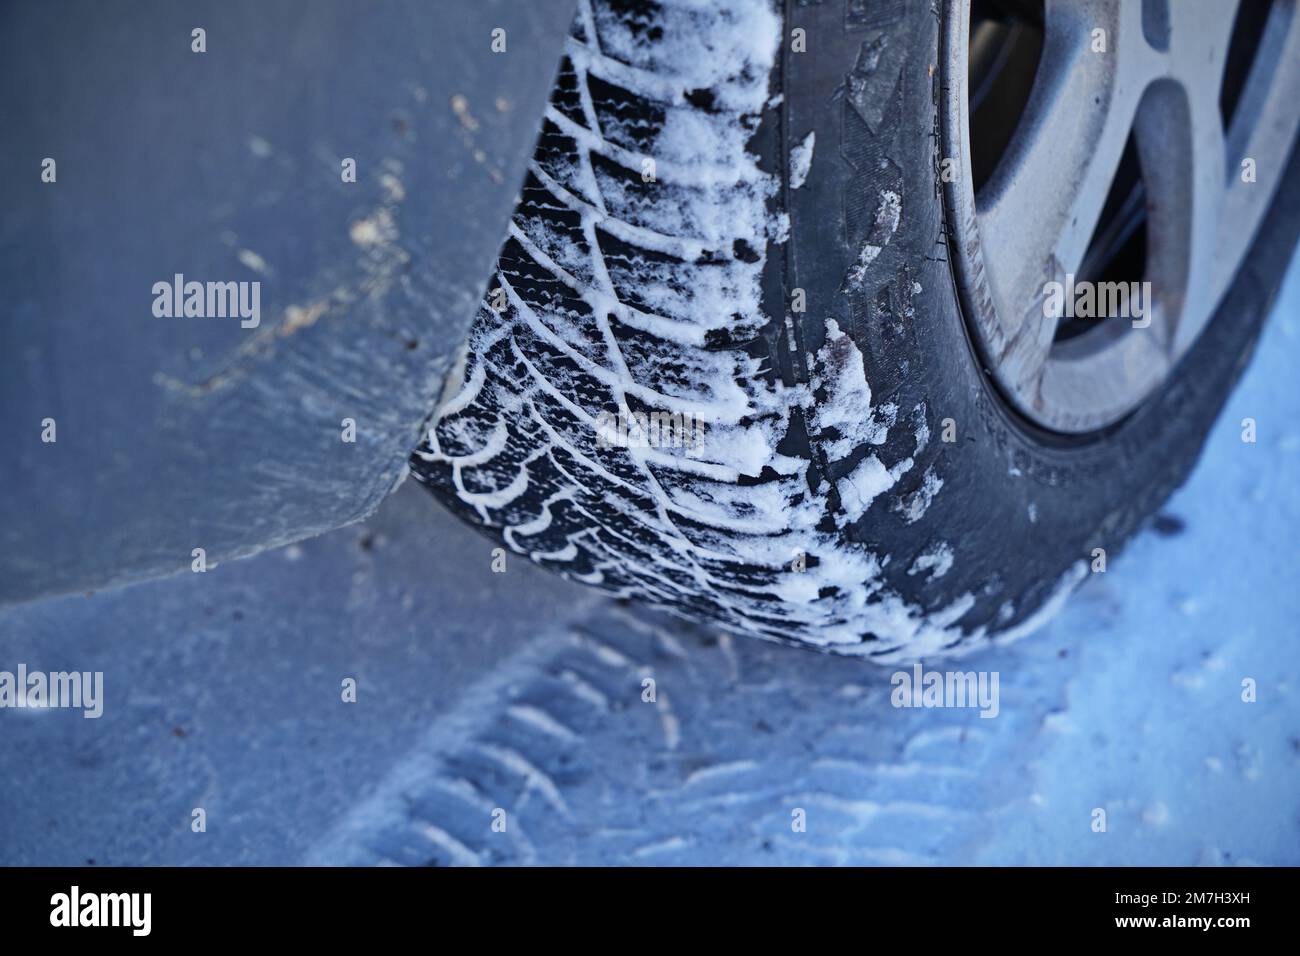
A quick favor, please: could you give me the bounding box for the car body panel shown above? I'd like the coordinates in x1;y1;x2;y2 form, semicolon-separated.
0;0;576;603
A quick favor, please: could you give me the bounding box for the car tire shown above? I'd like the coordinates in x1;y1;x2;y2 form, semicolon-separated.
411;0;1300;659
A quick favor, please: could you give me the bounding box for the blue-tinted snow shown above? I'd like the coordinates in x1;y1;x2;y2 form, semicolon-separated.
1;253;1296;866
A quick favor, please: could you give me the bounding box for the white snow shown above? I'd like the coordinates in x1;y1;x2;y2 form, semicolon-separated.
837;456;895;524
896;467;943;524
909;543;954;580
789;131;815;189
808;319;878;462
846;190;902;288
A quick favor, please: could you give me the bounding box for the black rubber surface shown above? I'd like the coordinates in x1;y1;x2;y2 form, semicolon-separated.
412;0;1300;657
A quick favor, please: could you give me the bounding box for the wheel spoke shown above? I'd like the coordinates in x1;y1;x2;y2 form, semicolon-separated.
1212;2;1300;312
975;0;1147;383
1142;0;1234;357
1038;302;1172;430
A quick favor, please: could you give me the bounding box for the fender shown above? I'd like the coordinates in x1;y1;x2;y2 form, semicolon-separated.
0;0;577;604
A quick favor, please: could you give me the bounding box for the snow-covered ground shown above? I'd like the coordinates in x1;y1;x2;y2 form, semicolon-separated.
1;254;1296;866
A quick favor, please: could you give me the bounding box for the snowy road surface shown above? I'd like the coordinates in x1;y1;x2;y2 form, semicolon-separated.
1;254;1297;866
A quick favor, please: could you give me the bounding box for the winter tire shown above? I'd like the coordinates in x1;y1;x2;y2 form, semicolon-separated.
411;0;1300;659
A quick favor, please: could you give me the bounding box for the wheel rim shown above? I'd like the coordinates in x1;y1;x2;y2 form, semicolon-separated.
941;0;1300;434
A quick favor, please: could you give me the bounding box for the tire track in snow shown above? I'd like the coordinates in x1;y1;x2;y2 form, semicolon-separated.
306;604;1050;866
